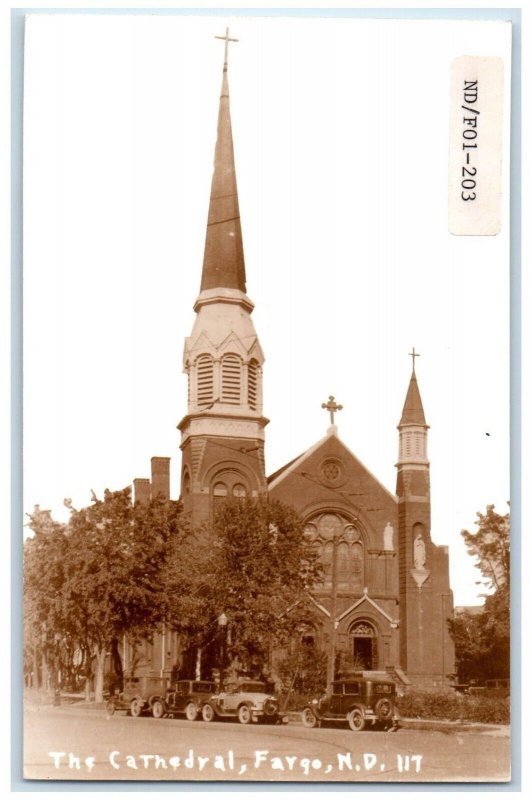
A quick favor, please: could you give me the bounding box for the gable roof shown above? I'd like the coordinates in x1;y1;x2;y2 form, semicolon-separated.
268;428;397;503
337;589;399;625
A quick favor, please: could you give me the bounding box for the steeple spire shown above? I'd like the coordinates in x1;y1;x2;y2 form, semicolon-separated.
179;32;267;526
399;370;427;426
200;29;246;294
396;355;429;467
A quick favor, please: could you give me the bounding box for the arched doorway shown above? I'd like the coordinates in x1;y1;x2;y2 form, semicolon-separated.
350;621;378;670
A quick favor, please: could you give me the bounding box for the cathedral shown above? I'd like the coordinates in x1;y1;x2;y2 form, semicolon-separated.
129;33;455;690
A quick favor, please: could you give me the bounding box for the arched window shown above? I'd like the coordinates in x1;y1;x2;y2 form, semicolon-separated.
351;543;363;589
232;483;246;498
221;354;242;404
248;359;259;410
308;512;364;591
322;541;334;586
337;542;350;588
196;355;214;407
212;482;228;511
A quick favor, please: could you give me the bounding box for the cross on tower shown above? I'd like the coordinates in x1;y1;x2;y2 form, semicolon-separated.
409;347;421;372
215;27;239;66
321;395;343;426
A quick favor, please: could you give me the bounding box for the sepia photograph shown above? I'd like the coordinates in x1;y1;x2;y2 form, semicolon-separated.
20;10;513;785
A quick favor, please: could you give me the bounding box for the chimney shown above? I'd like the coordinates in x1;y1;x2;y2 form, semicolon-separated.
151;457;170;500
133;478;151;505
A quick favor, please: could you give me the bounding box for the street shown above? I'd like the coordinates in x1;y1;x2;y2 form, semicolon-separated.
23;702;511;783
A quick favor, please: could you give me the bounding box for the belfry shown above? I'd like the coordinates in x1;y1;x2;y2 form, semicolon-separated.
178;29;267;526
134;31;455;689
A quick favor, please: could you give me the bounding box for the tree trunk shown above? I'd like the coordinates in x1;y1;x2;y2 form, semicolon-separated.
41;651;49;697
94;647;107;703
110;637;124;692
33;642;39;689
82;646;92;701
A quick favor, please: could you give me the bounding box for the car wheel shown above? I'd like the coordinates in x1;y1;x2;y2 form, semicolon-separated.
302;707;319;728
263;698;278;717
151;699;165;719
347;708;366;732
105;698;116;716
238;705;252;725
202;703;215;722
130;698;143;718
185;702;198;721
375;698;393;721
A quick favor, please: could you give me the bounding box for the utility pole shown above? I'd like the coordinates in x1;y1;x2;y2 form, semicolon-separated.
327;534;339;684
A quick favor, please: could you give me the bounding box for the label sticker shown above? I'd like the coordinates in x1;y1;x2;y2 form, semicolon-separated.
448;56;504;235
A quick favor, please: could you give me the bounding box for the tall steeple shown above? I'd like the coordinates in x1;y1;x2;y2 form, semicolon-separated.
178;30;267;524
395;354;455;685
200;43;246;294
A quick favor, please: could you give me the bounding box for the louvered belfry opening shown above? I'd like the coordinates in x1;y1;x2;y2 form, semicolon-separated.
221;353;241;404
196;355;214;407
248;358;258;410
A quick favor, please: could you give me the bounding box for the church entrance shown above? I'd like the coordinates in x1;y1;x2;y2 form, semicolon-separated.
351;621;378;670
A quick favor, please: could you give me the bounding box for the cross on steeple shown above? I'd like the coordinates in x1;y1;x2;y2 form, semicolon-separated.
409;347;421;372
322;395;343;426
215;27;239;67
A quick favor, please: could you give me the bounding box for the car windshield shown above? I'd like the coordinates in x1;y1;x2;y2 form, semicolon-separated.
192;682;215;693
374;683;394;694
238;682;266;693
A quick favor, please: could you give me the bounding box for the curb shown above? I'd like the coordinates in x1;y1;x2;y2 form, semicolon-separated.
285;710;508;735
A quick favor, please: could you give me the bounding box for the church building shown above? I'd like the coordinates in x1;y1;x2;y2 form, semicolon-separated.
131;33;455;690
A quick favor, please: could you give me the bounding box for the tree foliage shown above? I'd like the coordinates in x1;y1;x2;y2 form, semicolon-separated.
449;505;510;683
163;497;321;676
24;489;183;700
461;504;510;595
25;491;321;695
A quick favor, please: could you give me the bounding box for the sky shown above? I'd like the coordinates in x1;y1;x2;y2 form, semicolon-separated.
22;13;512;607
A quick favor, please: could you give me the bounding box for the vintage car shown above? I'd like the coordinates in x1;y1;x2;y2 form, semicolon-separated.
201;678;288;725
151;680;217;720
302;673;398;731
105;676;168;718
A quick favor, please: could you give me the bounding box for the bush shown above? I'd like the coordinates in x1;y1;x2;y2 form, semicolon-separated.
278;691;317;712
396;690;509;725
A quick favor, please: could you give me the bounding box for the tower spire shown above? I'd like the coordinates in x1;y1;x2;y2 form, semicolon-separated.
399;369;427;426
200;29;246;294
179;32;267;526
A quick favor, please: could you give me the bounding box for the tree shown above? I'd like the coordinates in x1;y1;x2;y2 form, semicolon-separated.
24;489;184;701
163;497;322;679
447;610;490;684
449;504;510;682
63;487;182;700
461;504;510;595
24;507;69;691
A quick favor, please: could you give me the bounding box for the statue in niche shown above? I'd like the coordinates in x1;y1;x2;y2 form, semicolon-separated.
413;533;426;569
383;522;394;551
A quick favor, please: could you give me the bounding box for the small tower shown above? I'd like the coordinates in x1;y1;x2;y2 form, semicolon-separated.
178;31;268;525
396;351;454;687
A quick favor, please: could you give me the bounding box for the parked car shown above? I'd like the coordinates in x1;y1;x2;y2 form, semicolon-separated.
201;678;288;725
152;680;217;721
302;674;398;731
105;676;168;718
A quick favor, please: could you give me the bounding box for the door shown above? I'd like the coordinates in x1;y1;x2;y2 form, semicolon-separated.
352;621;378;670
